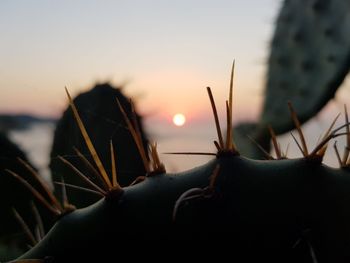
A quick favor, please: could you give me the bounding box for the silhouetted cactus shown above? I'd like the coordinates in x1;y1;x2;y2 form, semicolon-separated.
50;83;148;208
0;133;56;261
10;65;350;263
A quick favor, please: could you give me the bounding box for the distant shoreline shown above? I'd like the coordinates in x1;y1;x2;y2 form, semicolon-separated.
0;114;57;132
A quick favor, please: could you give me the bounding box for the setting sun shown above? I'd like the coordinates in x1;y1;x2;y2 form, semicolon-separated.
173;113;186;127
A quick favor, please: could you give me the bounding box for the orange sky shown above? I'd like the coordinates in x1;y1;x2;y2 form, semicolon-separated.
0;60;265;124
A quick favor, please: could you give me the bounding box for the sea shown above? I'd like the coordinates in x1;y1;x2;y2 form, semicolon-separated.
7;116;344;184
8;120;218;183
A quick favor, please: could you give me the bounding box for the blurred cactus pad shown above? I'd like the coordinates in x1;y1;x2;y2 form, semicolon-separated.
235;0;350;158
0;133;55;261
50;83;148;208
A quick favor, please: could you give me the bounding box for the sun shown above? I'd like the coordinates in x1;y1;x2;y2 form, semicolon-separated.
173;113;186;127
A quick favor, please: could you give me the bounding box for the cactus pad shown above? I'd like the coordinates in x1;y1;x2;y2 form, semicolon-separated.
262;0;350;133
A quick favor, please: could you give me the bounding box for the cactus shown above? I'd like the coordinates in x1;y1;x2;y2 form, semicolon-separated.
6;1;350;260
235;0;350;158
6;65;350;263
0;132;57;260
50;83;148;208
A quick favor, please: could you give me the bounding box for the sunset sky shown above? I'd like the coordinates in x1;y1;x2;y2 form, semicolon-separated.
0;0;280;124
3;0;350;172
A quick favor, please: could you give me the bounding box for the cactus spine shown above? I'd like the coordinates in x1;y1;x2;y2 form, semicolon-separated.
7;64;350;263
